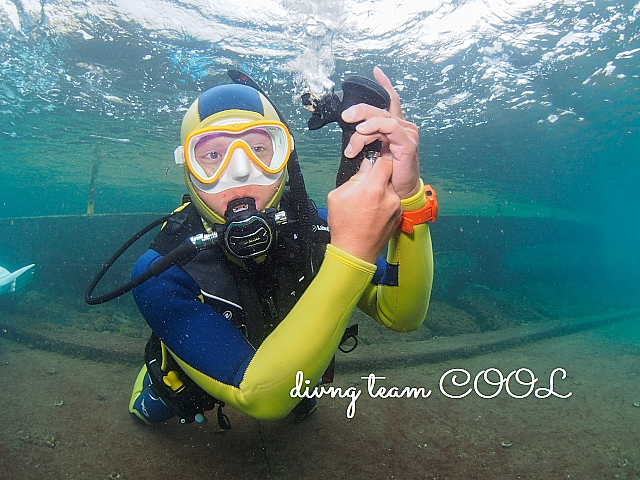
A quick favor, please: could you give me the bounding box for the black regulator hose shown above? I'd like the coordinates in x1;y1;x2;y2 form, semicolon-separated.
85;199;285;305
84;214;196;305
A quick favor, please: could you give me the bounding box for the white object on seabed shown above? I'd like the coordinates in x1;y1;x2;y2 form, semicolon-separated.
0;264;35;296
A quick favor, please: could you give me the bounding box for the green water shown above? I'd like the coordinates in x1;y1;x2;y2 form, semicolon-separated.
1;2;640;479
0;0;638;319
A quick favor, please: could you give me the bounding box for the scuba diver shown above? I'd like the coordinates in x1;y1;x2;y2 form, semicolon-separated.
127;67;437;426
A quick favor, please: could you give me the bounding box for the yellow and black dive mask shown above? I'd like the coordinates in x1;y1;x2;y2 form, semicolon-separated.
175;120;293;195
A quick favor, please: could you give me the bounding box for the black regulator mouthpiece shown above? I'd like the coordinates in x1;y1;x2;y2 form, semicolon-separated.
221;197;286;259
302;75;391;187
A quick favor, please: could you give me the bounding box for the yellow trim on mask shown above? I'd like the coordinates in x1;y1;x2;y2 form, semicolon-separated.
184;121;292;185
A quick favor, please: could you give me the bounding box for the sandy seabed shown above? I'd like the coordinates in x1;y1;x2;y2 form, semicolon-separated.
1;318;640;480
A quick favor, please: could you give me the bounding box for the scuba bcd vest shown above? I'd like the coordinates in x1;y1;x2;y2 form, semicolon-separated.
151;192;328;347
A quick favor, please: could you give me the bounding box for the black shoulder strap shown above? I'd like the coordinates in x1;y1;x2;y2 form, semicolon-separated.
150;202;205;256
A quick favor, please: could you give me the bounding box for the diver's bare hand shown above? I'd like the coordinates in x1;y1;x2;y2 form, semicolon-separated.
341;67;421;200
327;155;401;264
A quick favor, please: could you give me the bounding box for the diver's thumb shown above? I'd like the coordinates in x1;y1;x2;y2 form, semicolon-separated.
353;158;374;178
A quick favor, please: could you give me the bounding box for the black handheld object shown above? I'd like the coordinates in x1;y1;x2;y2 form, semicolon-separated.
302;75;391;187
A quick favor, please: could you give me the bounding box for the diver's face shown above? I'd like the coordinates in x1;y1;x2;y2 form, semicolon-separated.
186;125;287;217
195;177;284;218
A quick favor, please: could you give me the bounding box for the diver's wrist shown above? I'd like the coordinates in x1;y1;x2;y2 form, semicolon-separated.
399;180;423;201
399;182;438;234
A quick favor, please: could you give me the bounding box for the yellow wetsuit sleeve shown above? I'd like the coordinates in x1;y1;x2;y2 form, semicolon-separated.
357;178;434;332
172;245;376;420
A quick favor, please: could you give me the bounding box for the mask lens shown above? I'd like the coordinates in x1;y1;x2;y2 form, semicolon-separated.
185;122;290;184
